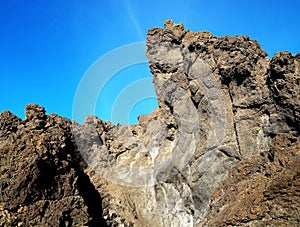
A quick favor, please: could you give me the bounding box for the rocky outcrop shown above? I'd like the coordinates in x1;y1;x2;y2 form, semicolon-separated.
0;104;107;226
201;133;300;226
0;20;299;226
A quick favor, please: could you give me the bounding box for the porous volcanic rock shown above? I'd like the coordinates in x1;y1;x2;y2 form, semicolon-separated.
0;20;299;226
200;133;300;226
0;104;107;226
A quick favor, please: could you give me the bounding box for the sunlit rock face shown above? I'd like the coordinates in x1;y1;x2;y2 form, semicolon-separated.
1;20;299;226
74;20;299;226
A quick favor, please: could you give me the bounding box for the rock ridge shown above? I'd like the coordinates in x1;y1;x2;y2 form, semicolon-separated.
0;20;299;226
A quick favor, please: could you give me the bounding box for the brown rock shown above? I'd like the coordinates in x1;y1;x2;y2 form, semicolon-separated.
0;106;107;226
1;20;299;226
200;134;300;226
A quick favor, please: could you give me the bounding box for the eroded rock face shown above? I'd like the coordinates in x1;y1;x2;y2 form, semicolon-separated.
0;20;299;226
200;134;300;226
0;104;107;227
73;20;299;226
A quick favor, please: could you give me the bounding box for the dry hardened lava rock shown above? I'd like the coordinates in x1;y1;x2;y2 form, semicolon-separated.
0;104;107;227
201;134;300;226
89;20;299;226
0;20;299;227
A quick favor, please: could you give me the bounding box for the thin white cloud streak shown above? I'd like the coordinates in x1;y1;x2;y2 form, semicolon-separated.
123;1;144;40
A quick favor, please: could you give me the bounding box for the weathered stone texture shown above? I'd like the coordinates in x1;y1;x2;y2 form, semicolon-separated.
0;104;107;226
0;20;299;226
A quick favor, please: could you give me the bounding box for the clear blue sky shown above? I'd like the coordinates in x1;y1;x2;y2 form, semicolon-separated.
1;0;299;124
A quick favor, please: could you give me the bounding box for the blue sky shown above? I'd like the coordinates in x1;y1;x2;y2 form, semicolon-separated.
1;0;299;124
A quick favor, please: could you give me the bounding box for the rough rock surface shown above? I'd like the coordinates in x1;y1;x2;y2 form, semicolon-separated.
0;20;299;226
201;133;300;226
0;104;107;226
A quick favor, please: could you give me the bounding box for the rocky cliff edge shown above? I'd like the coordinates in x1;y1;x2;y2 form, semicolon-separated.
0;20;299;226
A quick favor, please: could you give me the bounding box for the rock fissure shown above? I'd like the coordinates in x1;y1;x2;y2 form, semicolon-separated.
227;86;242;159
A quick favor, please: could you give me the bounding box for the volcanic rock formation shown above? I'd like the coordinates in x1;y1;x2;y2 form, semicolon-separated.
0;20;299;226
0;105;107;226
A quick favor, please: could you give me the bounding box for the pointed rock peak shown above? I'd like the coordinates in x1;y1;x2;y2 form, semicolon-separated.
164;19;184;31
25;104;46;120
0;110;21;122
